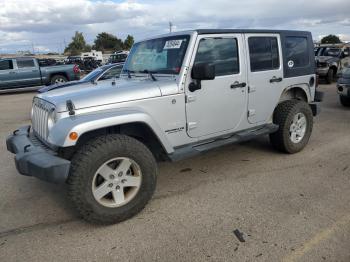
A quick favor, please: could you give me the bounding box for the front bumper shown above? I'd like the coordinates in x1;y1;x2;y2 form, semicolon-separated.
6;126;70;184
337;84;350;97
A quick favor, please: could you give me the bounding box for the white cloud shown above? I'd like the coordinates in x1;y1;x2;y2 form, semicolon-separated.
1;0;350;53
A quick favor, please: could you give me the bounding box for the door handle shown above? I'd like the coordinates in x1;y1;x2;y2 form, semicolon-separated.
231;81;246;89
9;71;16;74
270;77;283;83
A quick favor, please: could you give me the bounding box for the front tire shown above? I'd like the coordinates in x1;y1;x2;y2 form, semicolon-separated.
67;134;157;224
270;100;313;154
326;68;334;84
340;95;350;107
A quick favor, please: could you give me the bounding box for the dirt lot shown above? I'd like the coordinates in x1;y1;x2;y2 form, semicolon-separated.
0;84;349;262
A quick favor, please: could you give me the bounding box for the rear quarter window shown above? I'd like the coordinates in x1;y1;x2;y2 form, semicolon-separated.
285;37;309;68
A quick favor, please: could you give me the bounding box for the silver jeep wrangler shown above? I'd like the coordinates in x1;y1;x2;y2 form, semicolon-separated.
7;29;323;224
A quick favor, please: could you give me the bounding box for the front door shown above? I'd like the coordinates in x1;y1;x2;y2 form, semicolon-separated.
245;34;284;124
185;34;247;138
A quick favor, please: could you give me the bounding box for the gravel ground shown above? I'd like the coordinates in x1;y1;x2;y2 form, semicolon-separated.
0;83;349;262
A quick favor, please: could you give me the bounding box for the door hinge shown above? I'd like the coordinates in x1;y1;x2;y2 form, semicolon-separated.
185;95;196;103
248;109;256;117
187;122;197;130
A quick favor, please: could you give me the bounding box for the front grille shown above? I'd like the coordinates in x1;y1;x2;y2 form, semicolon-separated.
31;98;55;140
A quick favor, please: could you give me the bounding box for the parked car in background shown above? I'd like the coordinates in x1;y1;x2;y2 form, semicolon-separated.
337;66;350;107
108;51;129;64
0;57;80;90
38;58;63;67
81;50;103;64
38;63;124;93
65;56;101;73
315;46;348;83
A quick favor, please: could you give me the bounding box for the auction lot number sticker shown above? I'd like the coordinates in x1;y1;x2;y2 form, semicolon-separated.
164;40;183;49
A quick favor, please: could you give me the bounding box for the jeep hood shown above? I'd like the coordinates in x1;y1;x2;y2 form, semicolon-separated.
37;78;177;112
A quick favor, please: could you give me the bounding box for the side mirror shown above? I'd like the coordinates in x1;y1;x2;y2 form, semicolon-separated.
192;63;215;80
189;63;215;92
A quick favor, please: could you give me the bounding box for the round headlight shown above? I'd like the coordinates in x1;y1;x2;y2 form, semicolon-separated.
47;110;56;131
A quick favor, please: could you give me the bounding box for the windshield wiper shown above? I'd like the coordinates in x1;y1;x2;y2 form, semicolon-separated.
142;70;157;81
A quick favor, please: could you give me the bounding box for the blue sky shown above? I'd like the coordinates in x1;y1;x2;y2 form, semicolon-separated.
0;0;349;54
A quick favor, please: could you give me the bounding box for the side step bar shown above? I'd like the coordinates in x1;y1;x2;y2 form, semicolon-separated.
169;124;278;161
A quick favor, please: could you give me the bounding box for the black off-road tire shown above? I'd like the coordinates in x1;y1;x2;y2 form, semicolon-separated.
340;95;350;107
67;134;157;224
326;68;334;84
269;100;313;154
50;74;68;85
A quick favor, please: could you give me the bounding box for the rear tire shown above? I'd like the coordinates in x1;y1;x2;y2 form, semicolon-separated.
50;75;67;85
67;134;157;224
270;100;313;154
340;95;350;107
326;68;334;84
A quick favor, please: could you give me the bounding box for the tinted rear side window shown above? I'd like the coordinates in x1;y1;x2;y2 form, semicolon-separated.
285;37;309;68
194;38;239;76
248;37;279;72
0;60;13;70
17;59;35;68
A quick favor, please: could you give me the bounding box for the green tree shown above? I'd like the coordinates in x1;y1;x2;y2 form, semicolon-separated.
123;35;134;50
321;34;342;44
93;32;123;52
64;31;91;55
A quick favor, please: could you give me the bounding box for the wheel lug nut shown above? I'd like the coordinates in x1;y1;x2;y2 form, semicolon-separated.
108;183;113;187
109;174;115;179
118;172;123;177
121;179;126;183
116;185;120;190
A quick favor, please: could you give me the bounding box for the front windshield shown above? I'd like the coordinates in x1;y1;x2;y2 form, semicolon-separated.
82;68;103;81
325;48;341;57
317;47;341;57
122;35;190;75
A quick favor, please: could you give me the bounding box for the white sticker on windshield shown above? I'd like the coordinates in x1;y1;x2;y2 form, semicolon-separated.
164;40;183;49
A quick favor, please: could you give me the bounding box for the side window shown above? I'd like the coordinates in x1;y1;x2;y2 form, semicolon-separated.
99;66;123;80
17;59;35;68
285;37;309;68
0;60;13;70
248;37;279;72
194;38;239;76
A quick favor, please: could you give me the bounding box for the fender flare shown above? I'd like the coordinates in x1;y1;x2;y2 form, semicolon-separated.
47;108;174;153
280;84;312;103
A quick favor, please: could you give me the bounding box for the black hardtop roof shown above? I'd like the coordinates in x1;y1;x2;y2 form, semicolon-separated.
196;29;311;35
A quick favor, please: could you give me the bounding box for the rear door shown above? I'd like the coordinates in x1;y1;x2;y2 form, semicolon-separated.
0;59;17;89
185;34;247;138
14;58;42;87
245;34;284;124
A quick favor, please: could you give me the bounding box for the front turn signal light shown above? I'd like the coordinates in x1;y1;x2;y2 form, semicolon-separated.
69;132;78;141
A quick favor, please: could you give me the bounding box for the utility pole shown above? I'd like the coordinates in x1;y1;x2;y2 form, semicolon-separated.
31;42;35;55
169;22;173;33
